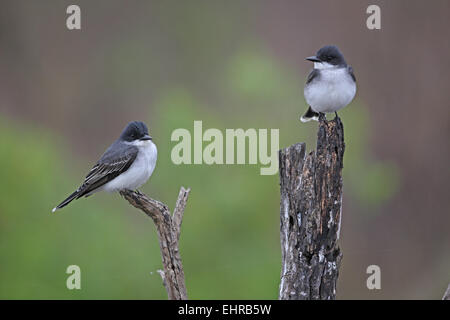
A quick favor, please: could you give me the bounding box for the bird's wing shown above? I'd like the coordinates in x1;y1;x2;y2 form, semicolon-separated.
306;68;320;85
347;65;356;82
76;142;138;198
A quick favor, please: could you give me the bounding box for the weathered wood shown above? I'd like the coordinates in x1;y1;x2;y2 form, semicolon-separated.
119;187;190;300
278;115;344;300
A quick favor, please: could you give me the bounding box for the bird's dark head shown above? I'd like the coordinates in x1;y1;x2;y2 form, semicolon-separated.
306;45;346;67
120;121;152;142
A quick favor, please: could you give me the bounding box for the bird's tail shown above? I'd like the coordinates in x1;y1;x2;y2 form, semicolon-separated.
300;106;320;122
52;190;80;213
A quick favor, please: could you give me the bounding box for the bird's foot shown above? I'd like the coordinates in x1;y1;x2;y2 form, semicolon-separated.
318;112;326;121
334;112;342;123
120;188;140;195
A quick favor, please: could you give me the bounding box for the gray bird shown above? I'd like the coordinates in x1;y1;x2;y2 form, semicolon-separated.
301;45;356;122
52;121;157;212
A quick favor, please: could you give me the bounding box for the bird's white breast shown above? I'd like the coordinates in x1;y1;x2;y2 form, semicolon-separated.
103;140;157;192
304;67;356;113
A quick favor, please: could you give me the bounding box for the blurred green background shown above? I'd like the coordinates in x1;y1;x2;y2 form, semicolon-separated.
0;0;449;299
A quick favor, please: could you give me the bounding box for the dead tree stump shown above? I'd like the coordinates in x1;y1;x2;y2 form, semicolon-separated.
278;115;344;300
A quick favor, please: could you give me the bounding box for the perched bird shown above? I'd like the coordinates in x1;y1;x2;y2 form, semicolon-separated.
52;121;157;212
301;45;356;122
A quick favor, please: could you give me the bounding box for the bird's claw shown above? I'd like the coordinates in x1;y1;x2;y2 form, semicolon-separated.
318;112;326;121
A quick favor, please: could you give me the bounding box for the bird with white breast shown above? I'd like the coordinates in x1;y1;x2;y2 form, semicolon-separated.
301;45;356;122
52;121;157;212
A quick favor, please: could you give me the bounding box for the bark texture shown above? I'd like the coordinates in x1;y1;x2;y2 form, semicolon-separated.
278;115;344;300
119;187;190;300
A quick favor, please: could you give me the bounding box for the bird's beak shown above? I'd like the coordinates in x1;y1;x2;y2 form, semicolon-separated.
140;134;152;141
306;56;321;62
